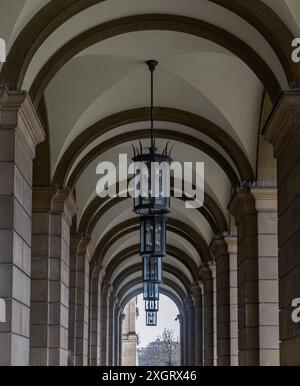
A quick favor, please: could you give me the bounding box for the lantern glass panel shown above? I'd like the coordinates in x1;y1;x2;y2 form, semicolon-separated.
146;311;157;326
143;282;159;300
145;299;159;312
133;153;171;214
143;256;162;282
140;215;166;257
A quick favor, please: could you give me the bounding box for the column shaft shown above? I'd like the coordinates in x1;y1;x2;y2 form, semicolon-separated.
0;86;45;366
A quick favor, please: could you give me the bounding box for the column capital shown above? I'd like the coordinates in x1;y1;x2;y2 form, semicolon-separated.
251;188;277;212
51;189;77;224
263;90;300;158
228;189;256;225
199;266;212;281
210;235;228;259
33;188;77;224
224;235;237;254
0;84;45;159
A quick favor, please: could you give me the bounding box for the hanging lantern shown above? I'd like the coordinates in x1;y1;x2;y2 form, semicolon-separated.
146;311;158;326
140;215;166;257
143;282;160;301
143;255;163;283
145;299;159;312
133;152;171;215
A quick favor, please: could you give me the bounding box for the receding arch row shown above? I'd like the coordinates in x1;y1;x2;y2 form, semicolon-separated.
95;226;204;282
121;287;183;316
51;107;254;189
117;277;188;311
100;239;203;285
1;0;296;90
112;262;193;301
78;188;228;238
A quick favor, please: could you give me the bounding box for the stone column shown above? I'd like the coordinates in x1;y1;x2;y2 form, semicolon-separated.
224;235;238;366
100;282;109;366
30;189;76;366
68;236;80;366
251;188;279;366
264;91;300;365
0;86;45;366
114;304;120;366
200;267;214;366
191;284;203;366
210;263;217;365
73;237;93;366
177;314;184;366
121;299;137;366
229;189;259;366
186;296;195;366
108;293;115;366
89;265;101;366
210;237;231;366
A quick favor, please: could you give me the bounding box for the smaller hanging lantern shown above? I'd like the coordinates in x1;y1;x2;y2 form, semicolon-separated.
143;255;163;283
146;311;158;326
140;215;166;257
143;282;160;301
145;299;159;312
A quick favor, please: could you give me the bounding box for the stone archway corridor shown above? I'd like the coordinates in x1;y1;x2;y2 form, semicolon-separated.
0;0;300;367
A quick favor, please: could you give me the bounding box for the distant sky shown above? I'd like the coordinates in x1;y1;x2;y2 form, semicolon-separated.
136;294;180;347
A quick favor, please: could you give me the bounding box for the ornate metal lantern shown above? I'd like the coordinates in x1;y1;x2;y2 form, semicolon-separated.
143;282;160;301
143;255;163;283
133;152;171;215
145;299;159;312
140;215;166;257
146;311;158;326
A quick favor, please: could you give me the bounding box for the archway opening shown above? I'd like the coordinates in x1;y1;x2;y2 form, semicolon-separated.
136;294;180;366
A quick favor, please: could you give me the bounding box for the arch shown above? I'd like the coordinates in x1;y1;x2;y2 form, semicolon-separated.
78;190;228;237
52;108;254;187
1;1;296;89
29;14;281;107
112;263;193;299
93;218;209;270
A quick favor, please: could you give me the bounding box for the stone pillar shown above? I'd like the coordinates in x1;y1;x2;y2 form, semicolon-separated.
100;282;109;366
122;299;137;366
186;296;195;366
229;189;259;366
114;304;120;366
224;235;238;366
183;305;189;366
191;284;203;366
251;188;279;366
210;237;231;366
30;189;76;366
200;267;214;366
264;91;300;365
89;265;101;366
177;314;184;366
210;263;217;365
108;293;115;366
68;236;80;366
73;237;93;366
0;86;45;366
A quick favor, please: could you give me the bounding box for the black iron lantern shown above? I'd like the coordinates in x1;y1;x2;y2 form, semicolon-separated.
145;299;159;312
146;311;158;326
132;60;172;216
133;152;171;215
140;215;166;257
143;282;160;301
143;255;163;283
